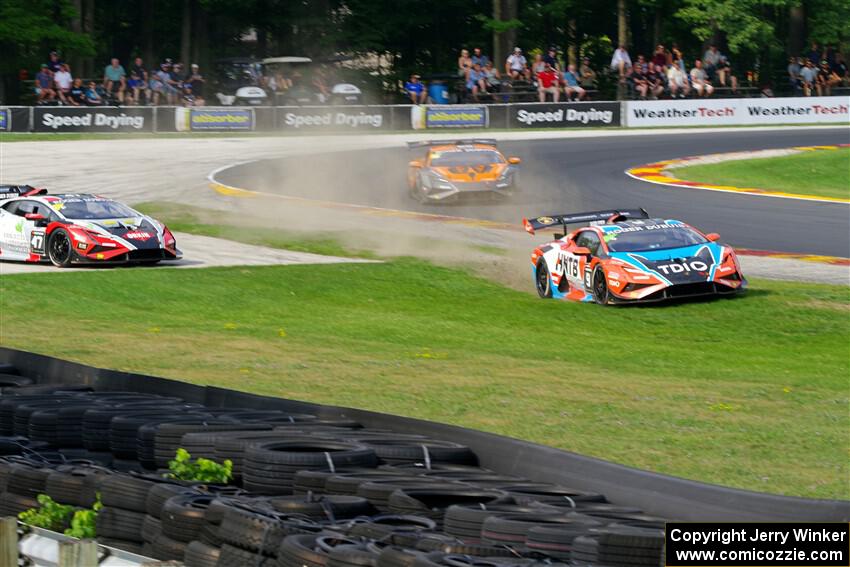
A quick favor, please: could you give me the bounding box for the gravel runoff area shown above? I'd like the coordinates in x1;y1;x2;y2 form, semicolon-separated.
0;125;846;285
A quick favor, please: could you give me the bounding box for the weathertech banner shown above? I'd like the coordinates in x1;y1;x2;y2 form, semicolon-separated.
176;107;254;131
626;97;849;127
33;107;153;132
665;523;849;567
510;102;621;128
412;105;488;129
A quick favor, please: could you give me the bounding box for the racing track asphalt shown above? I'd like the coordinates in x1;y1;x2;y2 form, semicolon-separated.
216;127;850;258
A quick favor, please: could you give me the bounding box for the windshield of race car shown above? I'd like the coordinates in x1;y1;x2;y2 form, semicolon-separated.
55;199;140;220
430;150;505;167
605;224;707;252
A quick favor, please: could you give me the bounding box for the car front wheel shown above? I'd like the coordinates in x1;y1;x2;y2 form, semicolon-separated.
535;259;553;299
47;228;74;268
592;265;610;305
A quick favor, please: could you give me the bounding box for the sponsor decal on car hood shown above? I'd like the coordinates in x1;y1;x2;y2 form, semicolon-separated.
431;163;507;182
610;243;723;285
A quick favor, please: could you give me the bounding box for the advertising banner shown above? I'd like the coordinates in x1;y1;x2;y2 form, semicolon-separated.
275;106;390;131
412;105;488;129
33;107;153;132
625;97;849;127
509;102;621;128
175;107;254;131
0;109;8;131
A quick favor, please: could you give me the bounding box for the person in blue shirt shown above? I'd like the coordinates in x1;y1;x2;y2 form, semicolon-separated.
35;64;55;103
84;81;104;106
466;63;487;100
562;64;586;100
404;74;427;103
471;47;490;68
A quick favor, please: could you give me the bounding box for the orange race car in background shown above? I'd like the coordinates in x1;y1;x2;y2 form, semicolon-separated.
406;139;521;203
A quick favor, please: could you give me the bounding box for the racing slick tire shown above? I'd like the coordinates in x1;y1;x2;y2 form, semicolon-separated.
592;265;610;306
535;260;552;299
412;176;428;204
47;228;74;268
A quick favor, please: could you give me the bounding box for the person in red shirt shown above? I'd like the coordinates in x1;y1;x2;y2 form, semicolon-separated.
537;62;560;102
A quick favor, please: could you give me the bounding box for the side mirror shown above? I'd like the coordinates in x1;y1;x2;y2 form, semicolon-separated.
573;246;591;256
705;232;720;242
408;160;423;168
25;213;46;222
508;157;522;164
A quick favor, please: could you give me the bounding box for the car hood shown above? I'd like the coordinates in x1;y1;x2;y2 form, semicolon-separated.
431;163;507;182
67;217;163;248
610;243;724;284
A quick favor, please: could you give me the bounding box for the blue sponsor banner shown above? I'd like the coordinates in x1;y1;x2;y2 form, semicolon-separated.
189;108;253;130
422;105;488;128
0;109;8;131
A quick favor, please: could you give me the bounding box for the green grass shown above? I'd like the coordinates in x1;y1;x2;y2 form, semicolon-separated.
674;148;850;200
1;262;847;499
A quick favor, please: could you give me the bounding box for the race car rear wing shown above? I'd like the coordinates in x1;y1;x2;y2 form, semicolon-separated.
407;139;498;150
0;185;47;200
522;208;650;235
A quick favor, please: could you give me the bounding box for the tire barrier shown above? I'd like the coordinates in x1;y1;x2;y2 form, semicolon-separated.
0;346;846;567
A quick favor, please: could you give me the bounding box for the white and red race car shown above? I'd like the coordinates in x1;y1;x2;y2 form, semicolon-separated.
0;185;181;267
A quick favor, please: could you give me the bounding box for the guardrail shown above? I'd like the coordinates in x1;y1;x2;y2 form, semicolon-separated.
1;96;847;134
1;347;847;522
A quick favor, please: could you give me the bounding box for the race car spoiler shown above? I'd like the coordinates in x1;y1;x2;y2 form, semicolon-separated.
522;208;650;235
0;185;46;200
407;139;498;149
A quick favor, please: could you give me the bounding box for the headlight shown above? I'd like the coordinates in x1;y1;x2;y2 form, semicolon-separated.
428;173;453;190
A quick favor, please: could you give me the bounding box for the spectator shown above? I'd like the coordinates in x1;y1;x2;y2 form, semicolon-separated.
820;61;841;95
186;63;206;105
610;44;632;80
543;46;560;72
471;47;489;68
787;56;802;91
46;51;63;74
805;41;820;64
690;59;714;96
458;49;472;78
312;66;331;102
579;57;596;90
54;63;73;104
562;64;585;100
131;57;148;82
666;63;691;98
715;55;738;92
823;45;837;69
671;43;685;71
645;63;665;99
84;81;104;105
505;47;529;81
651;44;669;67
702;45;721;81
67;78;86;106
103;58;126;103
536;62;560;102
153;62;177;105
126;70;145;105
482;61;502;91
630;64;649;98
531;53;546;76
404;74;427;103
181;83;196;106
634;54;647;73
799;60;819;95
466;62;487;100
35;64;55;104
833;54;848;85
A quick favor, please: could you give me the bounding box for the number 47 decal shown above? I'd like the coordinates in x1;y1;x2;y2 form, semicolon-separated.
30;231;45;254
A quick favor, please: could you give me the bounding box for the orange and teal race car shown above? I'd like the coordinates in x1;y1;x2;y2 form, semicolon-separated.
523;209;747;304
406;139;521;203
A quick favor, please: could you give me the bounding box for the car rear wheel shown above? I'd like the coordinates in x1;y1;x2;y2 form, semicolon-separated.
592;266;610;305
47;229;74;268
535;260;552;299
